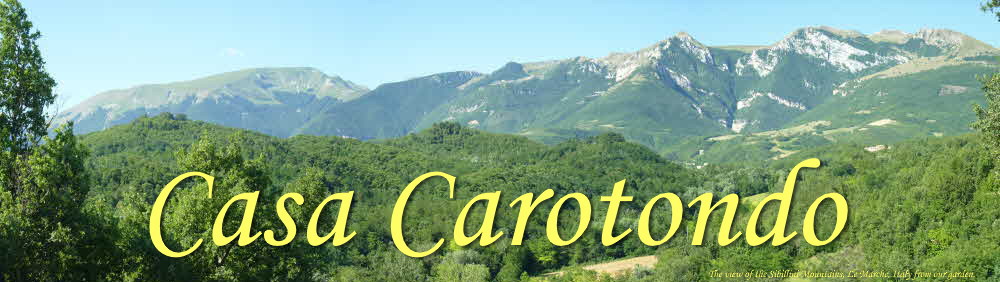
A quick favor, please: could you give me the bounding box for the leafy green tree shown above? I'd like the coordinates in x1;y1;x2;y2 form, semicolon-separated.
431;251;491;282
650;247;711;281
974;0;1000;160
146;134;329;281
984;0;1000;21
432;262;490;282
368;250;430;281
526;238;559;272
0;0;56;156
497;248;528;282
0;1;117;280
0;126;117;280
973;70;1000;159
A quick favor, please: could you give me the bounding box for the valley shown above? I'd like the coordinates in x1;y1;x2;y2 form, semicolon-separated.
7;1;1000;280
65;114;1000;280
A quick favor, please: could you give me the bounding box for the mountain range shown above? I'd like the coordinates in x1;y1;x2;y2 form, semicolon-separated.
54;67;368;137
54;26;1000;163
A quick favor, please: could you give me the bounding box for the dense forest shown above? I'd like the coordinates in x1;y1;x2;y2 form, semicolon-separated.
1;0;1000;281
0;113;998;281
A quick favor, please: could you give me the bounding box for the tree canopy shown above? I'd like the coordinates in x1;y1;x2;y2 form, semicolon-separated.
0;0;56;155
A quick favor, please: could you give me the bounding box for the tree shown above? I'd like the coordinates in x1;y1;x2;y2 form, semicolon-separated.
0;1;116;280
368;250;430;282
152;135;289;280
982;7;1000;154
972;63;1000;158
974;1;1000;158
496;248;528;282
0;0;56;155
0;125;117;280
984;0;1000;21
431;252;490;282
0;0;58;209
431;262;489;282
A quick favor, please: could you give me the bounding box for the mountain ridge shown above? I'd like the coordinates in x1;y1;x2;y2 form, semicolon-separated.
56;27;999;163
54;67;368;136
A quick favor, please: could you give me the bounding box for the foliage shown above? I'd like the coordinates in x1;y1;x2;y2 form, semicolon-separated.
984;0;1000;21
0;0;56;155
49;115;999;281
0;1;110;280
973;70;1000;159
0;126;117;280
3;2;999;278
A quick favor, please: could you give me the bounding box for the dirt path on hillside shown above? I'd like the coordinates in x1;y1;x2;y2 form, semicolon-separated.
545;255;658;277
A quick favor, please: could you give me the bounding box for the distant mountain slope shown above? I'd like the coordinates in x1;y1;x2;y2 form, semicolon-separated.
669;63;996;163
407;27;996;159
60;27;999;163
294;71;482;139
54;67;368;137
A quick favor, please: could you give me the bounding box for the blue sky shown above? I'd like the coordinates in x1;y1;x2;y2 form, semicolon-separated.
21;1;1000;108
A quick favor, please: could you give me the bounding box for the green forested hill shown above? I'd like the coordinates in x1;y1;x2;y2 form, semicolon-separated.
54;114;1000;281
4;0;997;280
78;114;706;280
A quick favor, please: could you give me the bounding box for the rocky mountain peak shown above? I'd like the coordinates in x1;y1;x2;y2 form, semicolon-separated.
785;26;863;40
767;27;908;73
914;28;967;47
490;62;529;81
668;32;713;65
816;26;864;38
673;31;694;41
912;28;995;57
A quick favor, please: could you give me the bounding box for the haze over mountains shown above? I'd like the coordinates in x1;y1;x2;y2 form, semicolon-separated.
55;26;999;162
55;67;369;137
